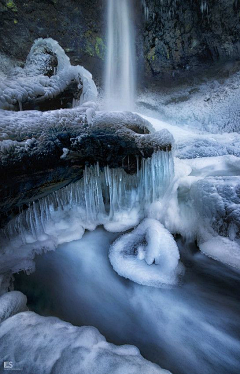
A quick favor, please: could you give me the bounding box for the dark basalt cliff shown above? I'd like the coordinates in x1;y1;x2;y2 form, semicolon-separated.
143;0;240;84
1;0;240;86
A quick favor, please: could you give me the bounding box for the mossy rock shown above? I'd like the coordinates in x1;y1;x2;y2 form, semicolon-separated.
6;0;18;12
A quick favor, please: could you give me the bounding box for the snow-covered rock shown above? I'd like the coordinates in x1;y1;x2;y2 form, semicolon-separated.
0;291;27;323
0;38;97;111
0;311;170;374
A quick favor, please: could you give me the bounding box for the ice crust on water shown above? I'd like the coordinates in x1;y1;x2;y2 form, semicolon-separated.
0;38;97;110
1;151;174;273
0;291;27;323
0;311;170;374
109;218;182;287
140;114;240;159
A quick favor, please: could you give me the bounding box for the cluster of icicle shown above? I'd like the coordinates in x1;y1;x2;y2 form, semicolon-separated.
200;0;208;14
141;0;209;20
3;151;174;247
142;0;150;20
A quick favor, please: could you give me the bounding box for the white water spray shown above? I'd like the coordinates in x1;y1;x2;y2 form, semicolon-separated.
105;0;136;110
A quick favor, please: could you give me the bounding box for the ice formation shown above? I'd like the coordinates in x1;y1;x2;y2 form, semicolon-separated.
109;218;182;287
200;0;208;14
141;114;240;271
138;71;240;134
142;0;149;21
0;151;174;273
0;312;170;374
0;38;97;110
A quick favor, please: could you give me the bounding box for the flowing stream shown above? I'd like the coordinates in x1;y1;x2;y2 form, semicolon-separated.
15;228;240;374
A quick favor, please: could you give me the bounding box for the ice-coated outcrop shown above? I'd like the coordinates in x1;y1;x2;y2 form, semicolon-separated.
0;311;171;374
0;291;27;323
190;177;240;269
0;38;97;111
145;154;240;271
0;109;173;227
109;218;182;287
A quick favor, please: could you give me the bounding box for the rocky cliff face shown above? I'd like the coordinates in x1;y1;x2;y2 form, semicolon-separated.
0;0;240;86
142;0;240;84
0;0;106;84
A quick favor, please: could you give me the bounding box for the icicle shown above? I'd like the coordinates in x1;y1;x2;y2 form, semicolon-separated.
18;100;22;111
1;151;174;245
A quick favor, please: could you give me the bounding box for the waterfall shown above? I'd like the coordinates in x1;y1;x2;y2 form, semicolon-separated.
104;0;136;111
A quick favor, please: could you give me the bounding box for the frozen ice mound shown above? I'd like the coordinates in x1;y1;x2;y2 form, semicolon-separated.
0;291;27;323
190;177;240;268
0;311;171;374
109;218;183;287
145;156;240;270
0;38;97;111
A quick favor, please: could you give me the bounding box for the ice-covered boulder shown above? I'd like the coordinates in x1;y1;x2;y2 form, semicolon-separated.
0;109;173;228
109;218;182;287
0;291;27;323
190;177;240;269
0;38;97;111
0;311;171;374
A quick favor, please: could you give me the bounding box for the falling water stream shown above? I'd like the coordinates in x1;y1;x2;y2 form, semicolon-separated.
104;0;136;110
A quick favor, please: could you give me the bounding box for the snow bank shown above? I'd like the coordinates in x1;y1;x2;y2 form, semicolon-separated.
140;115;240;159
0;38;97;110
0;291;27;323
138;71;240;134
0;311;170;374
109;218;182;287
